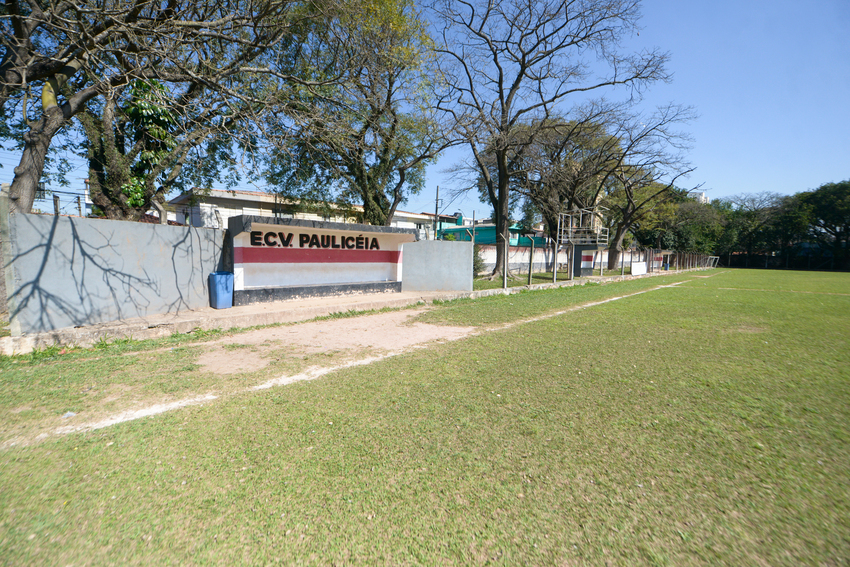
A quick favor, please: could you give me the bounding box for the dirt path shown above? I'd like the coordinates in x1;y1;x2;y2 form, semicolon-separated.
196;308;476;376
41;308;479;442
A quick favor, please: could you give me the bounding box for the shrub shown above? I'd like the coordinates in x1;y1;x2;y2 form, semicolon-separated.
473;244;486;275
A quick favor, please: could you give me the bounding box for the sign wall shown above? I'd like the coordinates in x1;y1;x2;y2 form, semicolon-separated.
232;220;417;290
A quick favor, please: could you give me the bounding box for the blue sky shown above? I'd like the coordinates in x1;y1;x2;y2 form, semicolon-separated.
405;0;850;217
3;0;848;217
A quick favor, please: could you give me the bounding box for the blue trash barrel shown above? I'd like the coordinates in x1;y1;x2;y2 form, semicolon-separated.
209;272;234;309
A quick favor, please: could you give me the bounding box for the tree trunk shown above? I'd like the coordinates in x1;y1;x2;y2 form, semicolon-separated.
607;225;628;270
359;178;390;226
490;151;511;278
608;247;620;271
8;107;67;214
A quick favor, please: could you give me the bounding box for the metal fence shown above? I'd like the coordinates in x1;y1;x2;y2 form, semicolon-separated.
586;248;719;276
554;247;719;279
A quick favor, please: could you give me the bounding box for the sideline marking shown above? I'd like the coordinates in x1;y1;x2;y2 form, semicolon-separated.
717;287;850;297
18;278;696;444
51;395;218;436
691;270;729;279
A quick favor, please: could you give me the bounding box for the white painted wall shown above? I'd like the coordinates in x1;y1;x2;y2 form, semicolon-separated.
475;246;665;275
232;222;416;291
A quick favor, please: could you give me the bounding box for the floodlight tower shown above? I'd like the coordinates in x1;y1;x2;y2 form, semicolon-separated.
555;207;609;280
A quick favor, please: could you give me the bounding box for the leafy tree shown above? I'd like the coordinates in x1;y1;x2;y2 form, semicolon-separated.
671;200;725;253
630;195;679;249
76;70;262;220
763;193;812;268
709;199;738;262
472;244;486;275
78;80;179;219
719;192;782;267
632;191;726;254
594;104;697;269
1;0;321;214
517;197;541;234
709;183;847;270
801;180;850;269
263;0;449;226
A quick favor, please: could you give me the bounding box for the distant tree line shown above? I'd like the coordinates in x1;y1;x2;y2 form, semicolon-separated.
619;180;848;271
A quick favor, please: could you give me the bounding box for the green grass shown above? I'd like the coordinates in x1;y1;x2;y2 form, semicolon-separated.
426;272;695;327
472;265;644;291
1;269;848;565
473;270;575;290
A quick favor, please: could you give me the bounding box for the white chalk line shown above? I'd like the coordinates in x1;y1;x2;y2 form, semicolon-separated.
717;287;850;297
691;270;729;279
9;278;693;445
52;395;219;435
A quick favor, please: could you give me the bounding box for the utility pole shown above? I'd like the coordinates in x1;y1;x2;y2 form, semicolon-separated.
433;186;439;240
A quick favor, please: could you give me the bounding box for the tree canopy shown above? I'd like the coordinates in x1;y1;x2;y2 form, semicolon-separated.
262;0;451;226
801;180;850;266
640;181;849;271
1;0;330;214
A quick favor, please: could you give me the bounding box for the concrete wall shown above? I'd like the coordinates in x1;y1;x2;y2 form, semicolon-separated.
0;184;8;321
3;212;226;335
401;241;473;292
0;212;6;322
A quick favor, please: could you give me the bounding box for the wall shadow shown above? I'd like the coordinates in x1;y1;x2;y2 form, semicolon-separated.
5;214;225;335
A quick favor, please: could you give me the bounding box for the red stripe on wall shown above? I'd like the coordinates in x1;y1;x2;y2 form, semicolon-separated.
581;255;593;261
234;247;401;264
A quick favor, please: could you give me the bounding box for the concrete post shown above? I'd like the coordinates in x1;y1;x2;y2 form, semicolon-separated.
0;184;15;329
151;200;168;225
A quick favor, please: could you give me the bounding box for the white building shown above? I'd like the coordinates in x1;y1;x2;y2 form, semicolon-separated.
168;188;441;239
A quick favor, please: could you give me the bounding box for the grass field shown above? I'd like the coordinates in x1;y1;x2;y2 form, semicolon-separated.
472;270;575;290
1;269;848;565
471;268;638;291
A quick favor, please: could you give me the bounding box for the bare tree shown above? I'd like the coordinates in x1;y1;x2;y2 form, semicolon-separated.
591;103;697;269
505;103;624;242
429;0;669;277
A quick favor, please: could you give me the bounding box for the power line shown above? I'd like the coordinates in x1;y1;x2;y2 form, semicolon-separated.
43;189;87;196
